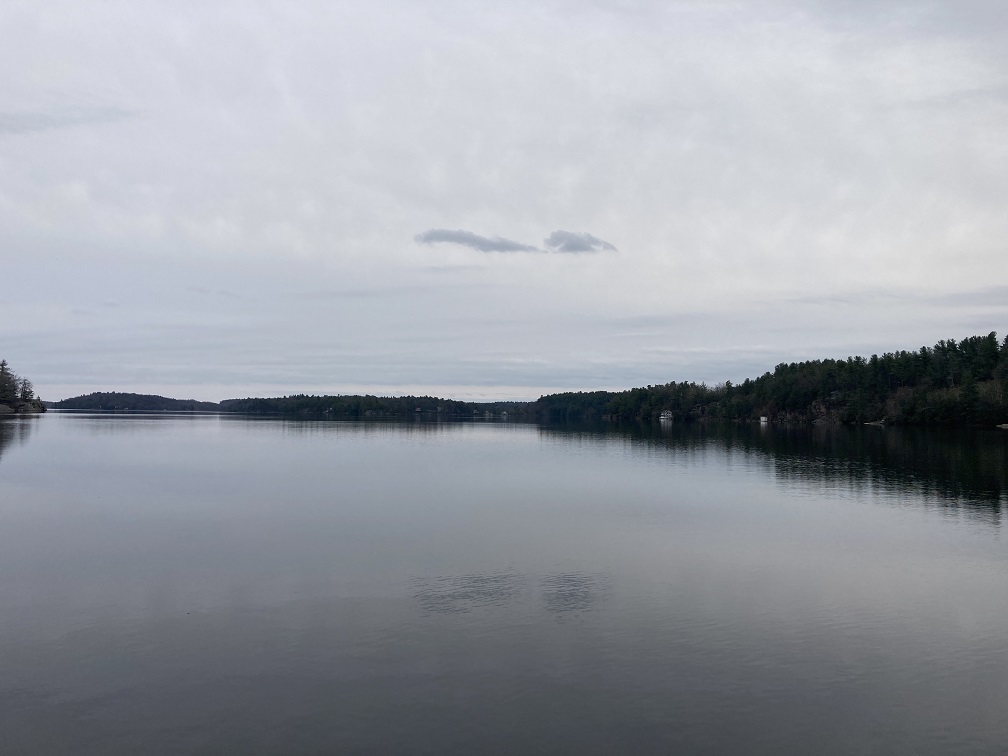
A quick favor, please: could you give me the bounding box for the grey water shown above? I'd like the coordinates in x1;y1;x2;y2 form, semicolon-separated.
1;413;1006;754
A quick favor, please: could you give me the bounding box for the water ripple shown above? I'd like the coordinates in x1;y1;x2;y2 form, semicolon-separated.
411;572;525;614
540;572;607;615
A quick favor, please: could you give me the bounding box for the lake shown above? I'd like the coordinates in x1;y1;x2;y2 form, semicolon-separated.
1;413;1006;753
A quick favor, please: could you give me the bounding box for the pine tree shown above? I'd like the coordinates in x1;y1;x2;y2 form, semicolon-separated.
0;360;16;403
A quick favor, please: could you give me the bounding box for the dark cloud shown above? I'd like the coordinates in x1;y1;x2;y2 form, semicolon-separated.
415;228;618;254
544;230;617;253
415;228;540;253
0;106;133;135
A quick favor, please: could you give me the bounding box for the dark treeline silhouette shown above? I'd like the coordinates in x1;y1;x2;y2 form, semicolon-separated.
0;359;44;414
51;392;220;412
537;332;1008;427
51;332;1008;427
53;391;527;418
218;395;527;419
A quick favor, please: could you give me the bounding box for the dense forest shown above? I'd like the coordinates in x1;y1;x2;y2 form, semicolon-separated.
50;392;220;412
218;395;525;418
51;391;526;417
538;332;1008;427
50;332;1008;427
0;359;44;414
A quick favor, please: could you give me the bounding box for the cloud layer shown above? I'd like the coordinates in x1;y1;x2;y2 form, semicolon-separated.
0;106;133;135
1;1;1006;401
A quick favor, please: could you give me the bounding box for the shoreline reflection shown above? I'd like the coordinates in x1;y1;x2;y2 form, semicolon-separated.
539;421;1008;515
0;416;36;465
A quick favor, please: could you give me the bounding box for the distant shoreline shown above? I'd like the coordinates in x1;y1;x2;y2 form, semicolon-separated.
48;331;1008;429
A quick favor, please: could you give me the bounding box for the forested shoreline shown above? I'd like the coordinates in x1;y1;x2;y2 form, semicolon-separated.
0;360;44;414
539;332;1008;427
51;332;1008;427
48;392;220;413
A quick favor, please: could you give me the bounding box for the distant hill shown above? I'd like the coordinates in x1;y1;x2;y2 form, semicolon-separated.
52;392;221;412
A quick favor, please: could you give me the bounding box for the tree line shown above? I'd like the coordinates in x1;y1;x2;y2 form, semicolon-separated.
218;395;527;418
0;359;43;413
50;332;1008;427
50;392;220;412
536;332;1008;426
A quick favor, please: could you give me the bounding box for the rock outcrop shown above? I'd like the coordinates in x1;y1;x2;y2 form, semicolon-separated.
0;399;46;415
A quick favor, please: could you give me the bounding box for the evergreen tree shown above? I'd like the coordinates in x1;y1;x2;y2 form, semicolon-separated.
0;360;16;403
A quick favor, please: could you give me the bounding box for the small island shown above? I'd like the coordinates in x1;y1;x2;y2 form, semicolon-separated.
49;392;220;413
0;360;45;415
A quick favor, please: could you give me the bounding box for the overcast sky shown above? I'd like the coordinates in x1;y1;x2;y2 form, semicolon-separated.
2;0;1007;401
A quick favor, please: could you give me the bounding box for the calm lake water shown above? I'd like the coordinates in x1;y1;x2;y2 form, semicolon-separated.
1;413;1006;754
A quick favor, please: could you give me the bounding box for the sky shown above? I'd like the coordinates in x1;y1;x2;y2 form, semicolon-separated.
2;0;1007;402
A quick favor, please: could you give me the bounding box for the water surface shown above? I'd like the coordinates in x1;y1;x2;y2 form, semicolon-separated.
1;414;1006;753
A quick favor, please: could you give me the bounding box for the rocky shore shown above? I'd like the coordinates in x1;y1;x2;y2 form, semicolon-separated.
0;399;46;415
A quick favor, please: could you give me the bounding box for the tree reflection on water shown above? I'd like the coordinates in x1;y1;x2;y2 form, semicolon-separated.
0;417;34;465
543;420;1008;514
